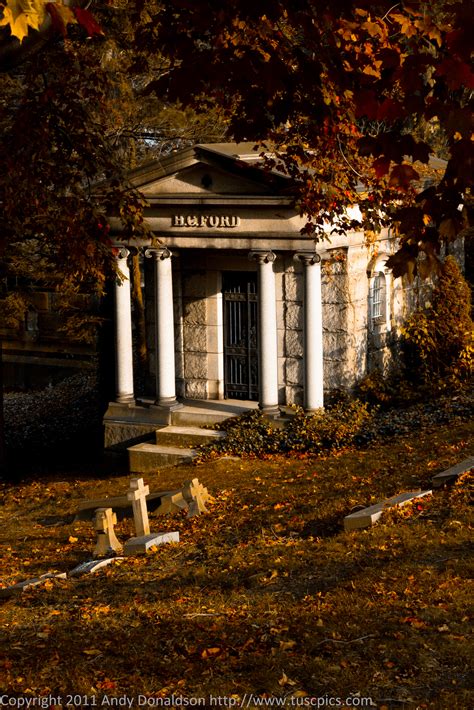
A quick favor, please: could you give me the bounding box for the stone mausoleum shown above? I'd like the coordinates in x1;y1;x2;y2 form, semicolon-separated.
104;143;409;446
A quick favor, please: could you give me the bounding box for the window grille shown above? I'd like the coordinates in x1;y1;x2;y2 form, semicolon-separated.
371;272;385;322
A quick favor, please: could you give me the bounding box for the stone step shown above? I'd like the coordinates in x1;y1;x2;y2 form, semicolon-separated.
170;409;233;427
128;443;196;474
155;425;226;448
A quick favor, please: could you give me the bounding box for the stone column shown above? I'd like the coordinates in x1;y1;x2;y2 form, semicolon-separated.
250;250;279;414
145;247;182;409
113;247;134;404
295;252;324;411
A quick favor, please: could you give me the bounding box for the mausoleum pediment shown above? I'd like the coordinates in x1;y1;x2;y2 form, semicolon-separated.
139;162;273;197
127;143;288;199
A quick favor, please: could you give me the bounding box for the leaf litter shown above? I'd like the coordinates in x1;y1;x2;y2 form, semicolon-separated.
0;413;472;708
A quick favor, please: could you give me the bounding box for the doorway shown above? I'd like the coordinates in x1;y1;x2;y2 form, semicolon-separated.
222;272;258;400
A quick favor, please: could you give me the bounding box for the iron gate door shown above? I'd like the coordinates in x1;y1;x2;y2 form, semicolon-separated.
223;272;258;400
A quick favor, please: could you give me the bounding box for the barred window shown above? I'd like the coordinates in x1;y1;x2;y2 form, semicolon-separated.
370;272;386;322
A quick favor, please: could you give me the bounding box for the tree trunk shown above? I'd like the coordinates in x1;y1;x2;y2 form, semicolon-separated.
0;338;6;480
131;252;148;393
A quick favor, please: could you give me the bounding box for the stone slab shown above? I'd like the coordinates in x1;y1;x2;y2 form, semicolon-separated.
128;443;196;473
68;558;124;577
124;531;180;555
432;456;474;488
155;425;226;448
344;489;432;531
0;572;67;598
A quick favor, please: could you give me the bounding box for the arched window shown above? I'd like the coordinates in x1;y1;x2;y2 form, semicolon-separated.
370;272;386;323
368;267;391;332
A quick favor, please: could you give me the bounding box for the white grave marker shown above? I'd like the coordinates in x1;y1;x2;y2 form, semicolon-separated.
127;477;150;537
124;531;180;556
432;456;474;488
0;573;67;598
344;489;432;531
93;507;123;558
69;558;123;577
183;478;209;516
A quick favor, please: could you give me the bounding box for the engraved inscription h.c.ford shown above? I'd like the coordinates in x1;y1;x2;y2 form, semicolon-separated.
172;215;241;228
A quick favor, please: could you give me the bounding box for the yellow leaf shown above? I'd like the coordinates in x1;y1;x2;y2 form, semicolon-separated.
0;0;47;42
262;570;279;585
279;640;297;651
362;64;381;78
83;649;101;656
68;536;78;543
425;23;443;48
278;672;297;687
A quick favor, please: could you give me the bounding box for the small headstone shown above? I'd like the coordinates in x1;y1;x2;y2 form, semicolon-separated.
127;477;150;536
93;507;123;558
182;478;209;517
124;531;180;556
0;572;67;598
152;480;209;518
432;456;474;488
344;489;432;531
68;558;124;577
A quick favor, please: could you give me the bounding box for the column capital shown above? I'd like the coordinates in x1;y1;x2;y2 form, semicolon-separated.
145;246;172;261
112;245;131;260
112;244;140;259
249;250;277;264
294;252;321;265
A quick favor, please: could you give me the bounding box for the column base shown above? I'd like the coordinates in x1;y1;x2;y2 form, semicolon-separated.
259;404;281;417
152;399;184;411
115;395;135;405
304;406;324;414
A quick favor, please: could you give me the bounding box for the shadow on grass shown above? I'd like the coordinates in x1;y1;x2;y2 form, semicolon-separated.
300;511;345;539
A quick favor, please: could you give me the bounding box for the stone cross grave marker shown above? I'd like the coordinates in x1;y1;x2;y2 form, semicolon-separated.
183;478;209;517
75;477;210;521
93;507;123;558
127;477;150;537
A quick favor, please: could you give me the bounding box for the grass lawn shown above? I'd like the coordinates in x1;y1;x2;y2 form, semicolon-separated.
0;417;472;710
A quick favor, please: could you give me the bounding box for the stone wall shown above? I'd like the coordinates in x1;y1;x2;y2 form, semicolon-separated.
279;255;304;405
321;248;353;390
181;269;209;399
